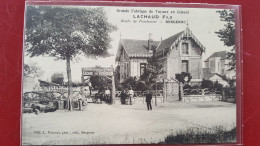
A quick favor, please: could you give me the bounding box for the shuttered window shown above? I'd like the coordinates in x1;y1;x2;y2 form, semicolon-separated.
182;43;189;55
181;60;189;73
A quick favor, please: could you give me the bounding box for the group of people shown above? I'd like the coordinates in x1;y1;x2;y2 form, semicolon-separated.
119;87;153;111
119;87;134;105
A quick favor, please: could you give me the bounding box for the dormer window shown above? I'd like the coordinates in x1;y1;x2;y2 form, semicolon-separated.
182;43;189;55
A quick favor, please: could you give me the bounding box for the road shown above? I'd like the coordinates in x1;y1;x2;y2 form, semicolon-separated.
22;101;236;145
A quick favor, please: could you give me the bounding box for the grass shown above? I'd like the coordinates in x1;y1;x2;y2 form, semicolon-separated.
159;126;236;144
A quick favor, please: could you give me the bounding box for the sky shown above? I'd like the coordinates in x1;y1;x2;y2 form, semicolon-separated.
24;5;233;82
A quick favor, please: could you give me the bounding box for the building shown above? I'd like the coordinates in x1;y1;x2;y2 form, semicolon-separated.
203;50;235;81
204;51;231;76
116;27;206;83
115;34;160;82
155;27;205;83
202;51;236;87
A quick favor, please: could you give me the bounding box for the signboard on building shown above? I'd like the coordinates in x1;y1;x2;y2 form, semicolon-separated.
82;67;113;76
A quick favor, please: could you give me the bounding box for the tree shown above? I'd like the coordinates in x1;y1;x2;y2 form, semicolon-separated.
215;9;236;71
140;47;164;87
175;72;192;84
201;79;214;89
175;72;192;101
51;73;64;86
114;65;122;90
24;62;43;78
90;75;112;91
140;46;165;106
25;6;117;110
121;77;138;90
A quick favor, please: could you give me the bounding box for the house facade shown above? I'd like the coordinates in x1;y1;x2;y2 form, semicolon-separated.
115;27;206;83
203;50;236;84
155;27;205;82
115;36;159;82
204;51;231;76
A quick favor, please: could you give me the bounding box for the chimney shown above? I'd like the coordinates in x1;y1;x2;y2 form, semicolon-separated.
148;33;153;53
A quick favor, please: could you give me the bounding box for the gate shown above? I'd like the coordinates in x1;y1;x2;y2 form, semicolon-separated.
164;81;179;102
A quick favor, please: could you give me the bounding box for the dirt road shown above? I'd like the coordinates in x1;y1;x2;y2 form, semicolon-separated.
22;101;236;145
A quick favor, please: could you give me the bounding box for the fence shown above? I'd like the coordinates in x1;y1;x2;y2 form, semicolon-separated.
115;90;163;97
222;87;236;103
114;90;164;104
182;88;222;102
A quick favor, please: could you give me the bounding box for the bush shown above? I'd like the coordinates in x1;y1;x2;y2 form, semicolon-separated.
160;126;236;144
201;79;214;89
223;87;236;98
183;84;192;89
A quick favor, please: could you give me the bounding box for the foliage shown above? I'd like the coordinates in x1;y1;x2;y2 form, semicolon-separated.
136;81;149;91
215;9;236;71
183;84;192;89
51;72;64;85
152;82;163;90
228;78;236;87
160;126;236;144
25;6;117;110
175;72;192;84
90;75;112;91
223;87;236;98
140;47;165;88
114;65;121;90
201;79;223;92
214;81;223;92
201;79;214;89
25;6;117;60
24;62;43;78
64;81;88;87
121;77;138;90
119;77;162;91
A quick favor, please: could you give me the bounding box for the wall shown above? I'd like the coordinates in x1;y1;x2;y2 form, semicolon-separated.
165;38;203;80
129;58;148;78
209;57;221;74
119;48;130;82
167;46;180;79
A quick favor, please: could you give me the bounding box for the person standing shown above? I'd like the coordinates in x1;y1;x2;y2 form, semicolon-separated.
88;82;92;97
104;87;111;103
120;89;127;105
128;87;134;105
146;90;153;110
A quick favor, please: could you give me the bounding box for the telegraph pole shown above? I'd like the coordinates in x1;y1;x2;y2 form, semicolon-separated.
111;74;115;104
111;65;115;104
155;81;157;106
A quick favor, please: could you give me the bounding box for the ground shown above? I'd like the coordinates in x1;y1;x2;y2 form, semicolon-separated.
22;101;236;145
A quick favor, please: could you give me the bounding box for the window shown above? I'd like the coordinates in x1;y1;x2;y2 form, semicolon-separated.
181;60;189;73
182;43;189;55
126;63;129;77
218;62;220;73
205;62;209;68
140;63;146;75
124;63;127;78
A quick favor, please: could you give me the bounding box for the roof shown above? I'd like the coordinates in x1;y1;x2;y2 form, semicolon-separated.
156;31;184;54
116;27;206;60
155;27;206;58
202;68;228;81
204;51;228;62
115;39;160;61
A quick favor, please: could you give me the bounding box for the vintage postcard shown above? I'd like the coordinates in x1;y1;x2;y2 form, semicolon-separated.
22;2;241;145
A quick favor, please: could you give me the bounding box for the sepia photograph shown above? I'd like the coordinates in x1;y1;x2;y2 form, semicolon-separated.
22;3;239;145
